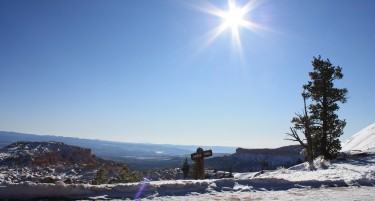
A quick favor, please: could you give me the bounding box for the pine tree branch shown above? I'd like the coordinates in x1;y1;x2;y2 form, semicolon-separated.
285;127;306;147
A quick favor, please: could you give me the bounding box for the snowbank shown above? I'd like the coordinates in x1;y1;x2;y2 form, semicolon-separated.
342;123;375;152
138;186;375;201
255;155;375;186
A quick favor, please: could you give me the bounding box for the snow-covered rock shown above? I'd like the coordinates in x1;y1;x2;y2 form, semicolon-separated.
342;123;375;153
205;145;304;172
0;141;139;184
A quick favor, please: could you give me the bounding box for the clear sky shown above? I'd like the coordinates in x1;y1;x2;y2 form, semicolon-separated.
1;0;374;148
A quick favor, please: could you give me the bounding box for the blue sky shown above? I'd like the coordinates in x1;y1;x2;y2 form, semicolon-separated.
1;0;374;148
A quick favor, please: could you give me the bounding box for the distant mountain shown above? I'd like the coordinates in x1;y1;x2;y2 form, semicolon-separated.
0;131;236;170
341;122;375;153
235;145;303;155
205;145;304;172
0;131;188;157
0;131;236;157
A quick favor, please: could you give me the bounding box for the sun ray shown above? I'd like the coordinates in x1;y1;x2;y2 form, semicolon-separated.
195;0;263;56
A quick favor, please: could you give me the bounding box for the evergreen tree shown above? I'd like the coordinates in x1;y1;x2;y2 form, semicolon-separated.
228;165;233;178
286;91;315;169
117;166;128;180
116;164;142;183
181;158;190;179
92;167;106;185
304;56;348;159
130;171;142;182
116;165;132;183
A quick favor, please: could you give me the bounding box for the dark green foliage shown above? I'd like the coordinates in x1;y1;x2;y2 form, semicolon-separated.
228;165;233;178
117;166;130;182
92;167;106;185
304;56;348;159
92;165;141;185
287;91;315;169
181;158;190;179
116;164;142;183
289;56;348;161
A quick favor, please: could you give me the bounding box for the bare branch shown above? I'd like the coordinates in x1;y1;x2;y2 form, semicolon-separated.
285;127;306;147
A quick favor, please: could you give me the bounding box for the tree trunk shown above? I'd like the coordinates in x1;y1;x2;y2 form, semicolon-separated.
321;95;328;159
303;95;314;169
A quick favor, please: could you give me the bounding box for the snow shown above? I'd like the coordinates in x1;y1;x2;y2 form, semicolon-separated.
254;156;375;186
141;186;375;201
1;123;375;200
0;153;10;160
342;122;375;153
1;154;374;200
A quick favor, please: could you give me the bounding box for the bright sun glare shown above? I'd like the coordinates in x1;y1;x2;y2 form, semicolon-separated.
222;3;246;34
199;0;261;56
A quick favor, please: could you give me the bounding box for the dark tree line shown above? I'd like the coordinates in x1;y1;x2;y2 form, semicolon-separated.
287;56;348;169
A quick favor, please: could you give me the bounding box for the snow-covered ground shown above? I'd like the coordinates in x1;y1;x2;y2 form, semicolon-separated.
1;154;374;200
143;186;375;201
0;122;374;200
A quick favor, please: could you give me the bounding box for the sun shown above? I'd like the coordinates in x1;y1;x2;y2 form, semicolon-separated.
221;1;247;35
216;0;256;52
197;0;260;55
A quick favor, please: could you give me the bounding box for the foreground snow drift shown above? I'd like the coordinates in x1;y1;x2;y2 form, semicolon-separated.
0;178;371;200
255;155;375;186
144;186;375;201
1;154;374;200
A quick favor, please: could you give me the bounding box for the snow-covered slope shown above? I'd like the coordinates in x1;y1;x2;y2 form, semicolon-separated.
341;123;375;153
1;154;374;200
0;141;139;184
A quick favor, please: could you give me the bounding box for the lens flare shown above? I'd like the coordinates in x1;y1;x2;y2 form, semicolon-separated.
134;177;149;200
195;0;263;56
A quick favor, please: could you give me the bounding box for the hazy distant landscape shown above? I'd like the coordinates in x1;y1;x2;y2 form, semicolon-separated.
0;131;305;172
0;131;236;170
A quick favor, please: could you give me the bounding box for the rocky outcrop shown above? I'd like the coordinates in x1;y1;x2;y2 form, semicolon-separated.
206;145;304;172
0;141;140;184
0;141;96;168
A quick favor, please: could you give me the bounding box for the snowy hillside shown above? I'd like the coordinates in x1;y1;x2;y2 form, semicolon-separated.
0;141;140;184
1;153;374;199
1;125;375;200
342;122;375;153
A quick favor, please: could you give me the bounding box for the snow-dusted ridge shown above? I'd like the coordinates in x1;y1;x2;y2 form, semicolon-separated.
341;123;375;153
0;141;138;185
